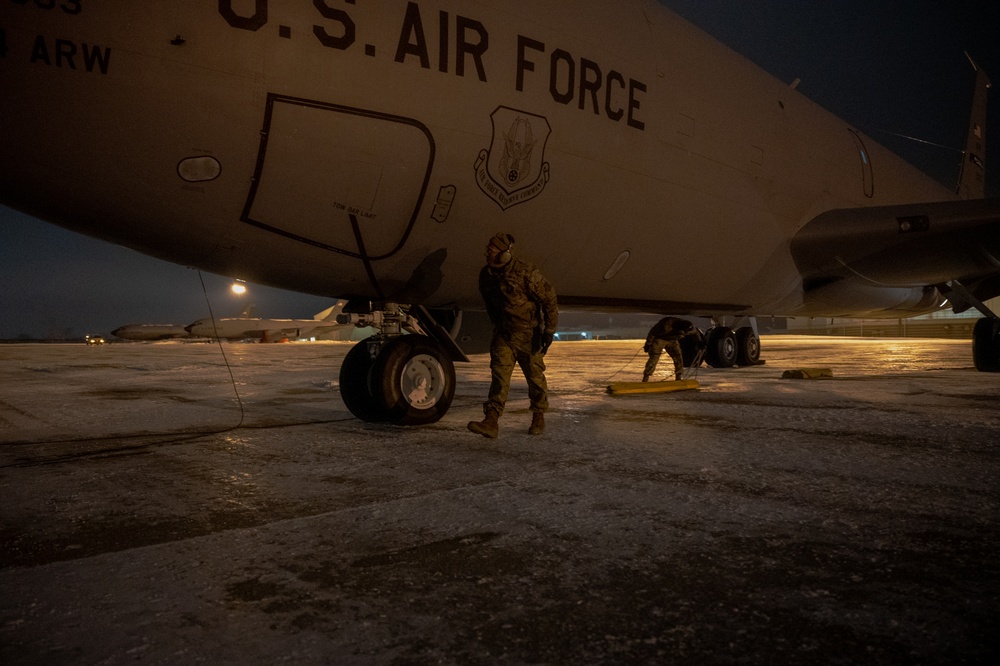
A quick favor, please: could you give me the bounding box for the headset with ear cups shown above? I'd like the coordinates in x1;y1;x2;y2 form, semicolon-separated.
489;233;515;266
498;234;514;264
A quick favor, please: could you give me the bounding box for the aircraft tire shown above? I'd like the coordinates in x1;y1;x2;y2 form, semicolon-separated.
339;337;388;422
370;335;456;425
972;318;1000;372
736;327;761;366
705;327;738;368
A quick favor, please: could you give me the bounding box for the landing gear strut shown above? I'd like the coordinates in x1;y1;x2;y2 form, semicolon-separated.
337;303;462;424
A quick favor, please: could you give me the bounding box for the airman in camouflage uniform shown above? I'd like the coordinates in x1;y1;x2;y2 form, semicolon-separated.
643;316;701;381
468;233;559;438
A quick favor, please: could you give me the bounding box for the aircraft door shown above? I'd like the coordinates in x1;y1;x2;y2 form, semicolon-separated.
241;95;434;260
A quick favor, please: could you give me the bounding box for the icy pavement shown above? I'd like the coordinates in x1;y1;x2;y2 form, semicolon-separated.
1;337;998;664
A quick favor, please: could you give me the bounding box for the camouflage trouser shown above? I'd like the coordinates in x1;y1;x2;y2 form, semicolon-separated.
483;335;548;416
644;338;683;379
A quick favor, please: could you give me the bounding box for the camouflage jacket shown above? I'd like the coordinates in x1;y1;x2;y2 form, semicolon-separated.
479;258;559;352
645;316;695;344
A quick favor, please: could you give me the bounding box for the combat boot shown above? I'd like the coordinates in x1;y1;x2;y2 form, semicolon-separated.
468;410;500;438
528;412;545;435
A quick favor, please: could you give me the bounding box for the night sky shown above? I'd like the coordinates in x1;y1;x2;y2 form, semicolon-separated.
2;0;998;339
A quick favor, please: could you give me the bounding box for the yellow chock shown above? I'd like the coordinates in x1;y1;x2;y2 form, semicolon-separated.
607;379;700;395
781;368;833;380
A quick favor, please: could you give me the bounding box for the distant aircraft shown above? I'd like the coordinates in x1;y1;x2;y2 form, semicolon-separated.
112;304;257;341
1;1;998;426
111;324;193;341
185;303;347;342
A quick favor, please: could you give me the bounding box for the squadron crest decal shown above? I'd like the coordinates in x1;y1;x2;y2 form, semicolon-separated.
475;106;551;210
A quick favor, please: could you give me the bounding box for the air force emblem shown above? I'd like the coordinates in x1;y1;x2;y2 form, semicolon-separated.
475;106;551;210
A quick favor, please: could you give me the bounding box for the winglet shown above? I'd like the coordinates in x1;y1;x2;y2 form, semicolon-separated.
956;52;991;200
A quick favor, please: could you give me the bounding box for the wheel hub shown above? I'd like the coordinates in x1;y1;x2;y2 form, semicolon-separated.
401;353;446;408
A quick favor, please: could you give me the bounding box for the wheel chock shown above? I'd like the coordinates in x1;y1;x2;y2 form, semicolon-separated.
607;379;700;395
781;368;833;379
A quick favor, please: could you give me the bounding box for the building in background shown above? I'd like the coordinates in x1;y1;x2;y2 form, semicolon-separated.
553;298;1000;342
784;297;1000;339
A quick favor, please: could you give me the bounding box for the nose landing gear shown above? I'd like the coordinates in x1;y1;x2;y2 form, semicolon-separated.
370;335;454;425
337;303;462;425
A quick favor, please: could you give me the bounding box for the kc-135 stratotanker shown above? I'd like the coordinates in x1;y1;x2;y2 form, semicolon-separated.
2;0;998;425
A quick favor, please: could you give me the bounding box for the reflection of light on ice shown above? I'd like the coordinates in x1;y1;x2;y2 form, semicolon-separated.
3;335;998;665
699;379;750;393
0;336;987;446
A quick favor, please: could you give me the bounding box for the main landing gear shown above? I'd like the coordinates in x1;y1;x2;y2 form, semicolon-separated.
336;303;466;425
944;280;1000;372
973;317;1000;372
681;318;763;369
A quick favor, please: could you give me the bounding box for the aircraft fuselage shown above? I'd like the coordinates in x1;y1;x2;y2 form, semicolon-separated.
1;0;965;320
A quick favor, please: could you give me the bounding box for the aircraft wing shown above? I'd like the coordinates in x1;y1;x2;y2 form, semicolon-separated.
791;198;1000;306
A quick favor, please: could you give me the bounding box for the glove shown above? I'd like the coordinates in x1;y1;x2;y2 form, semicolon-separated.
643;341;652;354
540;331;554;355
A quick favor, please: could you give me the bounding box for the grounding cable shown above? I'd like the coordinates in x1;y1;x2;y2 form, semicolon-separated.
0;274;353;457
198;270;246;429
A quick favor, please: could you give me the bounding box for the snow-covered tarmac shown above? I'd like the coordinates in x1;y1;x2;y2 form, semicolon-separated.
1;337;998;664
